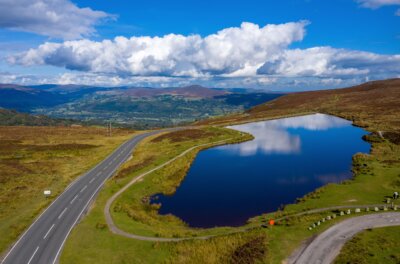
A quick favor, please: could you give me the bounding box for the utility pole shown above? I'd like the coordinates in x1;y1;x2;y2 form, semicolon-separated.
108;122;112;137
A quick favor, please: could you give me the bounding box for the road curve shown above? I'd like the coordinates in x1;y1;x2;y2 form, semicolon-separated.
289;212;400;264
104;138;235;242
1;129;172;264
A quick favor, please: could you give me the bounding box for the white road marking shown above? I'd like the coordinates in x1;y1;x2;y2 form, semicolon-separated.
43;224;55;240
80;185;87;193
27;246;39;264
96;172;102;176
89;178;95;184
1;133;142;264
58;208;67;219
70;195;78;204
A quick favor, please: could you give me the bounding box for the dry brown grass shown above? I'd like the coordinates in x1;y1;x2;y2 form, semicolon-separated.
150;128;217;143
0;125;135;254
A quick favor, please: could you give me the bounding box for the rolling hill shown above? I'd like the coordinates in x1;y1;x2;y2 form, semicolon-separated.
198;78;400;133
0;108;82;126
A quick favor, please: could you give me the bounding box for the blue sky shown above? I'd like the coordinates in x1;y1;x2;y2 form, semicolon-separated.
0;0;399;90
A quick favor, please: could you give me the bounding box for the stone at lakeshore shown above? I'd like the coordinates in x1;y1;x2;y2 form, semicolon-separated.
332;214;336;219
365;207;369;212
346;209;351;214
327;216;331;220
317;221;321;226
340;211;345;216
374;207;379;211
308;227;312;231
383;206;388;211
394;205;398;211
322;218;325;222
355;208;361;213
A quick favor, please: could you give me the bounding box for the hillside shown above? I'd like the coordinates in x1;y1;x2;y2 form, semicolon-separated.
0;109;81;126
198;78;400;133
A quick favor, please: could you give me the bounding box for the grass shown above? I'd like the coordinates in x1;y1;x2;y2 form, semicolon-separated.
335;226;400;264
110;127;253;238
61;126;400;263
61;79;400;263
0;126;135;255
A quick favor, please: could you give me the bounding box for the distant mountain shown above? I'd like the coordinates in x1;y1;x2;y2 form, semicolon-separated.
0;84;112;112
0;84;68;112
118;85;228;98
0;83;284;128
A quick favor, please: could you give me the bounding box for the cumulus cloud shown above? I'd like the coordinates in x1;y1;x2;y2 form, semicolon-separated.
8;21;308;77
0;0;111;39
257;47;400;78
7;21;400;88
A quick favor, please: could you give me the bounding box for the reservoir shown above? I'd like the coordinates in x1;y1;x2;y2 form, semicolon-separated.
153;114;370;228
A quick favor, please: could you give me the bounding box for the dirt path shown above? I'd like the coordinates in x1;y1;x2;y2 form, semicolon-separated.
288;212;400;264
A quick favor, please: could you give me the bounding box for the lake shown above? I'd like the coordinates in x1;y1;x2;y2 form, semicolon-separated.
152;114;370;228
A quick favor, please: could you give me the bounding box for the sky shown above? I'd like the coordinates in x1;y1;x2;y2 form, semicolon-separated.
0;0;399;90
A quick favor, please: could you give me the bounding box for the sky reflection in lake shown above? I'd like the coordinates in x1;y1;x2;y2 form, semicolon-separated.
153;114;370;228
224;113;351;156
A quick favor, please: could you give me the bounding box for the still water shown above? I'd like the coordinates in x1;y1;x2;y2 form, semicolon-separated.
153;114;370;228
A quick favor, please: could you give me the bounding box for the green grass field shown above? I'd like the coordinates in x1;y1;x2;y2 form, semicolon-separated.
60;123;400;263
335;226;400;264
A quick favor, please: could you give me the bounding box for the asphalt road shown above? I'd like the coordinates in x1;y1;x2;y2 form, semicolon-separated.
1;130;166;264
290;212;400;264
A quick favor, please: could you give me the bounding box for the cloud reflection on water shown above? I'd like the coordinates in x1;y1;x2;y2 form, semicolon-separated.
224;113;350;156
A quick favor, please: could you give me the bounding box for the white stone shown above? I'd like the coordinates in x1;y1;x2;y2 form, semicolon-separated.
340;211;345;216
374;207;379;211
346;209;351;214
43;190;51;196
355;208;361;213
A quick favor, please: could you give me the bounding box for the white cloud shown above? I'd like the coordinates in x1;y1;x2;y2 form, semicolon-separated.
356;0;400;8
257;47;400;79
9;21;308;77
356;0;400;15
6;21;400;89
0;0;111;39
